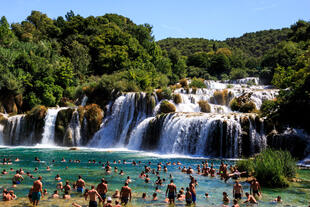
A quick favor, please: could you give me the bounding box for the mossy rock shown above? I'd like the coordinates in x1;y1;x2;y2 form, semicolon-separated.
179;78;188;87
159;101;176;114
230;93;256;113
25;105;48;144
156;88;172;101
0;114;8;125
198;100;211;113
173;94;182;104
54;108;74;145
81;104;104;143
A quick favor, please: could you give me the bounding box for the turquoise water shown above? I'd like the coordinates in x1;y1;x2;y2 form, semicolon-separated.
0;147;309;207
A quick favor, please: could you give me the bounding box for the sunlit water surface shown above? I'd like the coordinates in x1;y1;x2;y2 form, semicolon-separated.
0;147;309;207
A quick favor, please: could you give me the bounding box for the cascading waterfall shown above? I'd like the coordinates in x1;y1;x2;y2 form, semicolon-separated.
66;109;82;146
89;92;156;147
87;77;279;157
41;108;64;145
1;77;306;158
81;96;88;106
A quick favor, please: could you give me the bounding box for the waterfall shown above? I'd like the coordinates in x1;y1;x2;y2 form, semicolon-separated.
41;108;63;145
2;77;304;158
67;109;82;146
81;96;88;106
0;120;4;145
89;93;156;147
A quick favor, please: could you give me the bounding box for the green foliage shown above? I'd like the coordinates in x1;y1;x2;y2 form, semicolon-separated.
255;149;295;187
156;87;172;101
236;159;254;175
159;100;176;113
260;100;277;117
189;77;206;88
0;16;15;46
237;149;297;187
230;68;248;80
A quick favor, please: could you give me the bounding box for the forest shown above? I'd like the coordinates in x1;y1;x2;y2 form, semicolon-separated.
0;11;309;130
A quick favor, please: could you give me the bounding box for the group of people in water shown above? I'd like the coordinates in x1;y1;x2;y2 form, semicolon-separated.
0;157;284;206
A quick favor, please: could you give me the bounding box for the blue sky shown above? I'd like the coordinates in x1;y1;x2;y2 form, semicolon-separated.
1;0;310;40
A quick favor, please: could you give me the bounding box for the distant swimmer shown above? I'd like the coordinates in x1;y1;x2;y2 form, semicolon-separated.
244;192;258;204
55;174;61;181
52;190;59;198
12;170;24;187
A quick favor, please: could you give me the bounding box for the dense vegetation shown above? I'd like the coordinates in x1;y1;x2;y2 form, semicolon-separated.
0;11;173;112
237;149;297;187
0;11;309;133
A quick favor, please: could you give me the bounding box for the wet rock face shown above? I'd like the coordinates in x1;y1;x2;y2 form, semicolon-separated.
55;108;74;145
267;131;309;159
159;101;176;113
0;94;24;114
24;105;47;144
78;104;103;144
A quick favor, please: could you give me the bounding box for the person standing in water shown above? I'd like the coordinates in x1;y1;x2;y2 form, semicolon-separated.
120;182;132;205
166;180;177;204
87;185;103;207
76;175;85;193
12;170;23;187
233;180;243;200
32;176;43;206
250;179;262;197
97;178;108;204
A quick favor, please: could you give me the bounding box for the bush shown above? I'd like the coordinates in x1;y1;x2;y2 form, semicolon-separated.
236;159;254;175
230;98;256;113
179;78;188;87
230;68;248;80
230;93;257;113
260;99;277;117
156;87;172;100
173;94;182;104
237;149;297;188
159;101;176;113
198;100;211;113
211;89;232;105
189;77;206;88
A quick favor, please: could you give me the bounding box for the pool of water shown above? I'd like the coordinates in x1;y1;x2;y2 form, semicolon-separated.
0;146;309;207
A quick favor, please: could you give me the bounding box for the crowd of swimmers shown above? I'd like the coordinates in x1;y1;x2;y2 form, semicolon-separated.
0;157;286;206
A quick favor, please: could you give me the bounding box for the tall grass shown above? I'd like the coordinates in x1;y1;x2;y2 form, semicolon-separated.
237;149;297;187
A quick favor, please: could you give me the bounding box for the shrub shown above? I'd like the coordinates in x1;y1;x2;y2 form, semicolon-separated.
198;100;211;113
230;98;256;113
230;93;257;113
173;94;182;104
179;78;188;87
189;77;206;88
159;101;176;113
211;89;232;105
156;87;172;100
230;68;248;80
237;149;297;188
260;100;277;117
236;159;254;175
